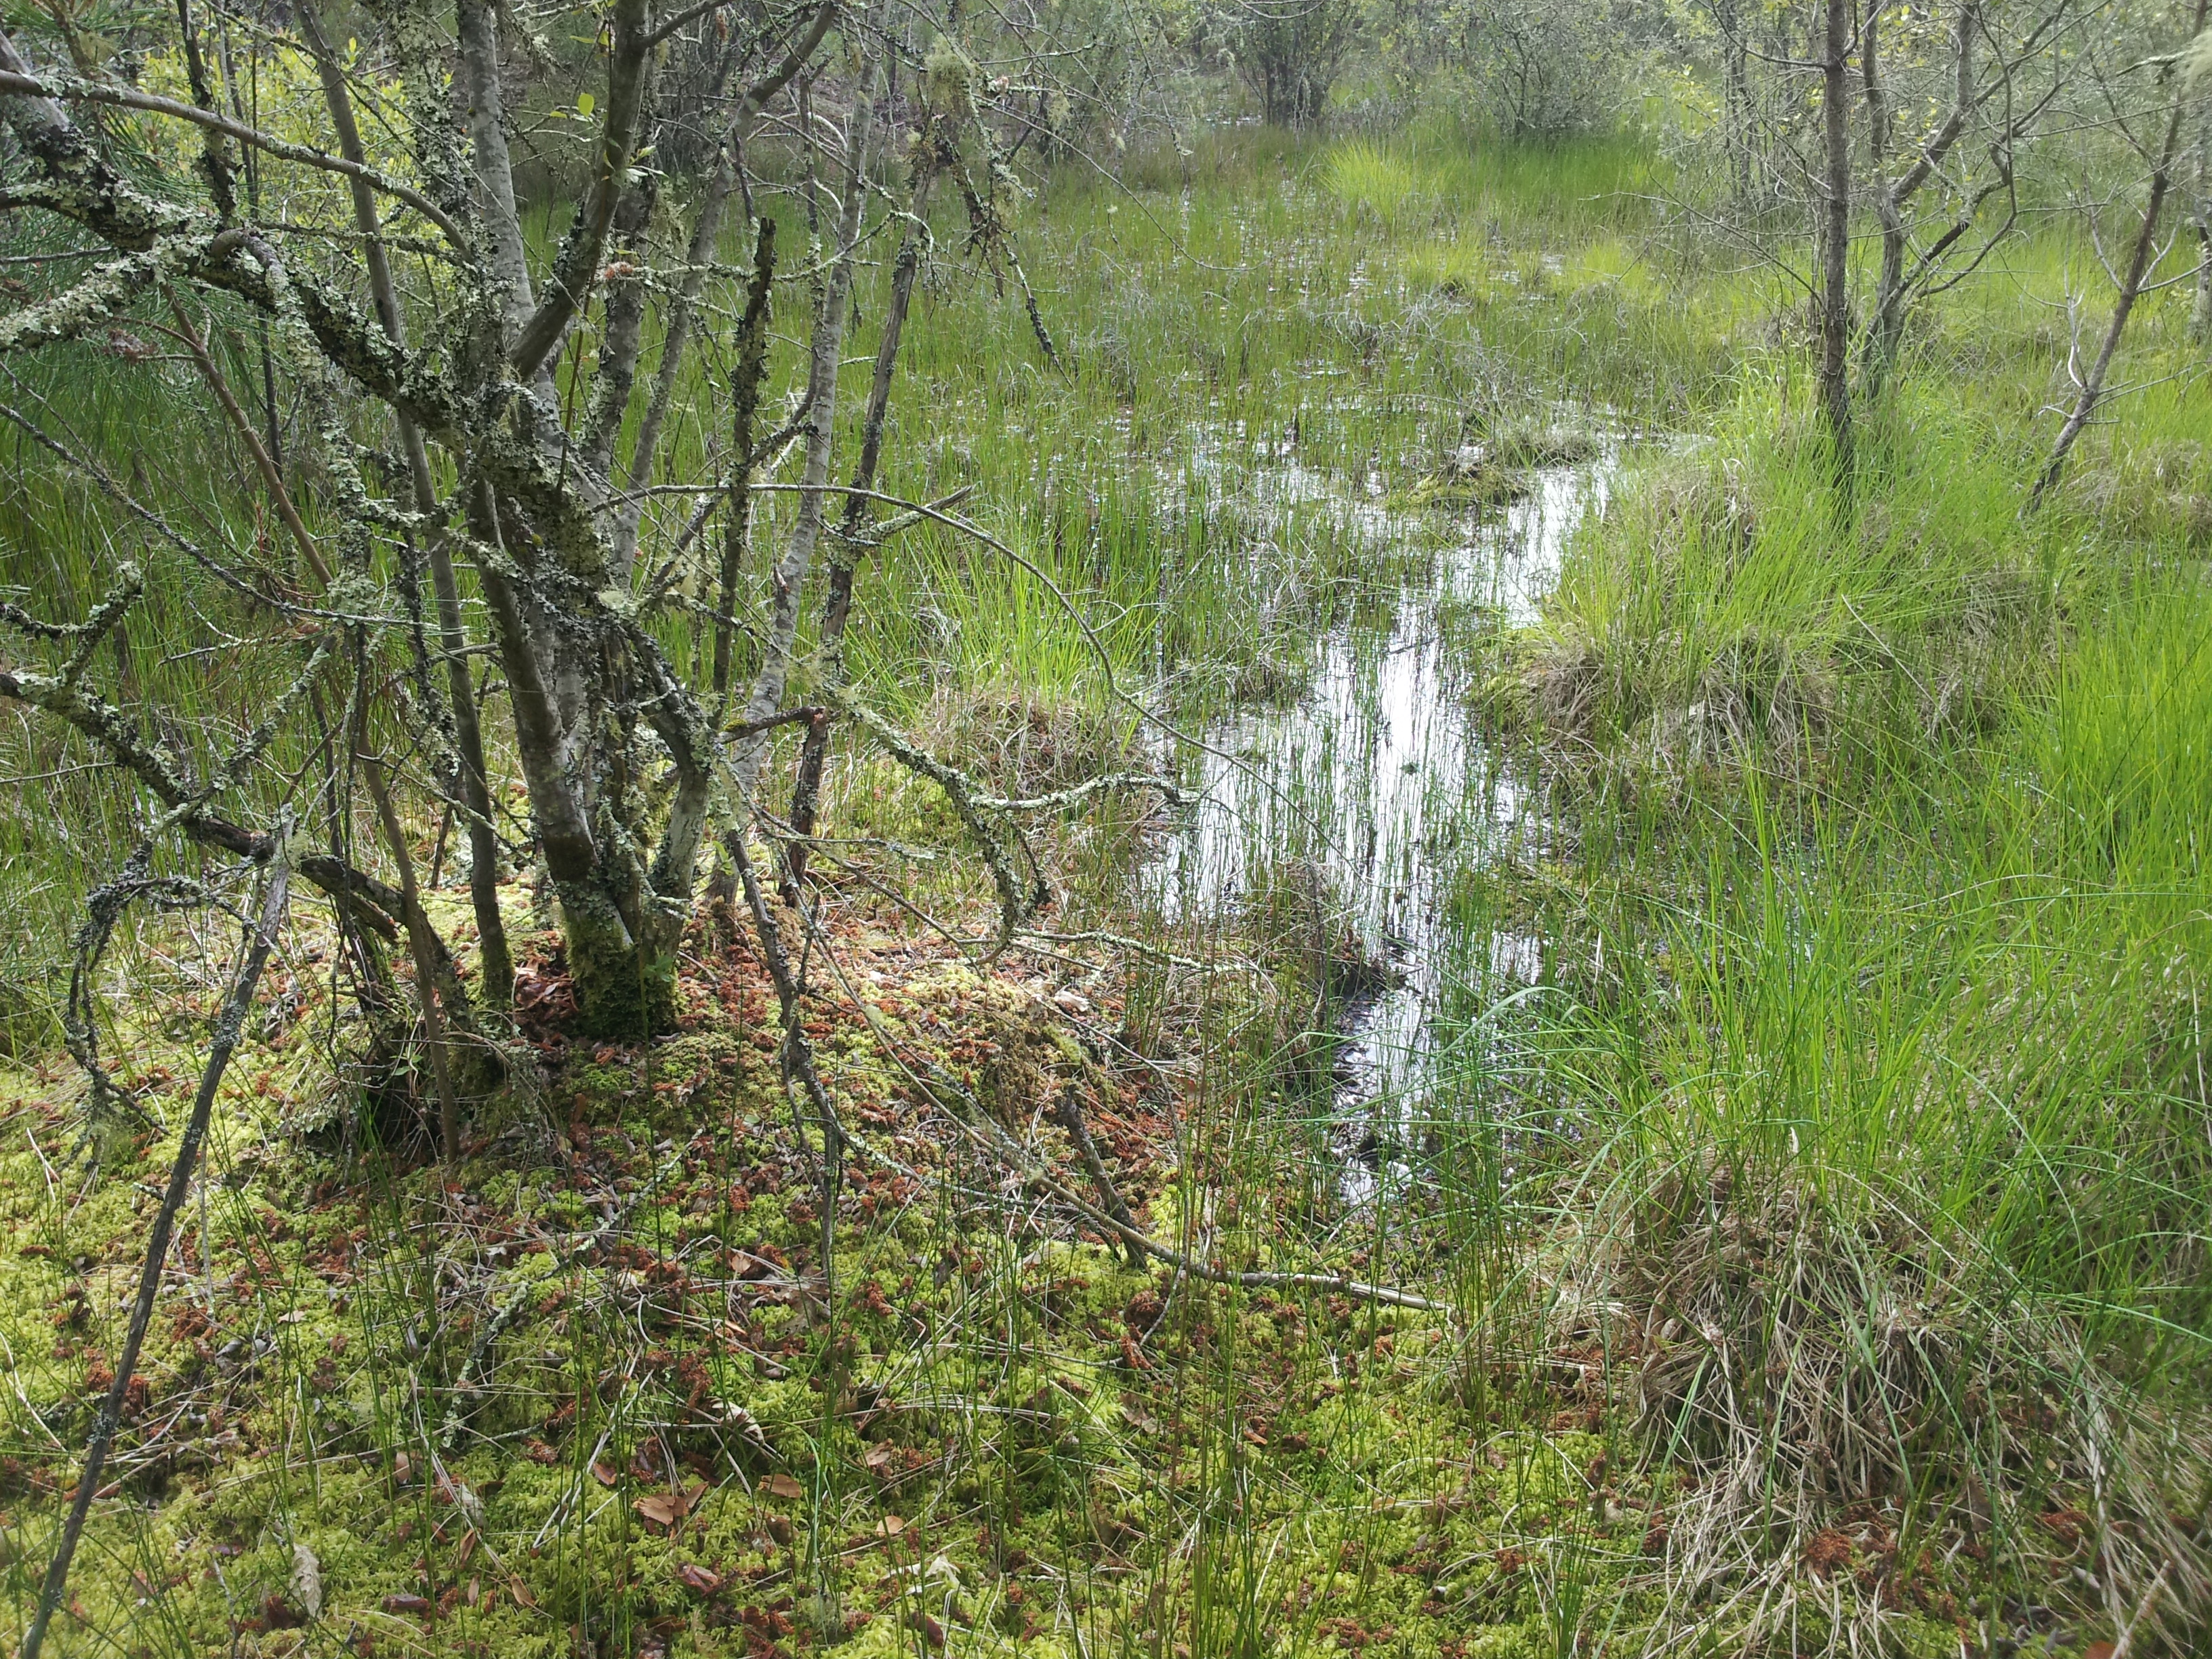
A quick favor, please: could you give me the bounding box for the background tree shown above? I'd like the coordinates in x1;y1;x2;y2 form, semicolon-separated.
1471;0;1631;140
1673;0;2093;466
1225;0;1365;123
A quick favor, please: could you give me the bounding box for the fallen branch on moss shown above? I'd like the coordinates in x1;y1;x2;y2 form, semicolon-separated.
831;966;1450;1315
1050;1081;1147;1266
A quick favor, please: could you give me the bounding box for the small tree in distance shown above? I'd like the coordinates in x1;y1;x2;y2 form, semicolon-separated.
1227;0;1366;124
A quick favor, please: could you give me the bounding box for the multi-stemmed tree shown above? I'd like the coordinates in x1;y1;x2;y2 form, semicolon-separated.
0;0;1073;1065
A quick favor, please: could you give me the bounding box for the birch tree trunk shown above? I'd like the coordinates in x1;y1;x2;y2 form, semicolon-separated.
302;3;514;1006
1861;0;1983;404
0;0;844;1045
2031;57;2198;506
2190;110;2212;342
731;39;882;806
785;152;942;888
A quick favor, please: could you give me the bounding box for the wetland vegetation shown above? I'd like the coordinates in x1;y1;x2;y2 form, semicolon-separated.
0;0;2209;1654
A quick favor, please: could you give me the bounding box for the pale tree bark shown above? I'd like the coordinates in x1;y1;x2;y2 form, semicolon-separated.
716;218;779;701
2190;105;2212;342
443;0;710;1035
2032;8;2206;508
1721;0;1753;203
361;744;464;1160
302;3;514;1005
731;36;882;804
785;144;943;889
508;0;653;380
0;0;846;1042
1858;0;2070;402
449;0;655;1029
1860;0;1979;397
456;0;533;330
611;0;841;578
581;158;660;489
441;0;722;1038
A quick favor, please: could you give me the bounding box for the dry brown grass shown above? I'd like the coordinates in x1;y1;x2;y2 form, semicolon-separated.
1542;1158;2212;1655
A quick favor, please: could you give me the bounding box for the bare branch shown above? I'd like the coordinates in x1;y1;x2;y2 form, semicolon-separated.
0;65;471;249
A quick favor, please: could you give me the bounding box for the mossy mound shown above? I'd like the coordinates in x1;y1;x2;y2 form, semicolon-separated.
0;887;2102;1659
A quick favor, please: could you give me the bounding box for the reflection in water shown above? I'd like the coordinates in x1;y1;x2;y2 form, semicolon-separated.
1151;438;1610;1200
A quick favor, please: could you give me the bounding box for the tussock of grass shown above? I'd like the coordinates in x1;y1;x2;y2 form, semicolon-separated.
1321;140;1435;223
1408;415;1603;508
1497;389;2057;769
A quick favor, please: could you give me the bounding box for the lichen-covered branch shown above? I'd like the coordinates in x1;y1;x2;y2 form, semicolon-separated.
827;689;1035;954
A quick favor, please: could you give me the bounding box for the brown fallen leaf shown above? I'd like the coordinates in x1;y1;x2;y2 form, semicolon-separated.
2084;1645;2116;1659
676;1563;724;1595
763;1473;804;1500
509;1576;539;1611
590;1460;621;1488
872;1515;907;1538
382;1593;432;1617
290;1543;322;1619
522;1439;559;1465
916;1611;946;1648
634;1494;680;1528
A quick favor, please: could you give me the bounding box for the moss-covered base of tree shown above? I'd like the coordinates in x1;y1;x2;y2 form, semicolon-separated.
559;882;680;1041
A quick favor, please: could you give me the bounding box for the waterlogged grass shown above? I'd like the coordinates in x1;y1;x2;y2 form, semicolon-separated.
1436;373;2212;1649
1448;641;2212;1640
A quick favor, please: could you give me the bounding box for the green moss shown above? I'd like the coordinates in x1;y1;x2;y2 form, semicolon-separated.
558;882;679;1041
